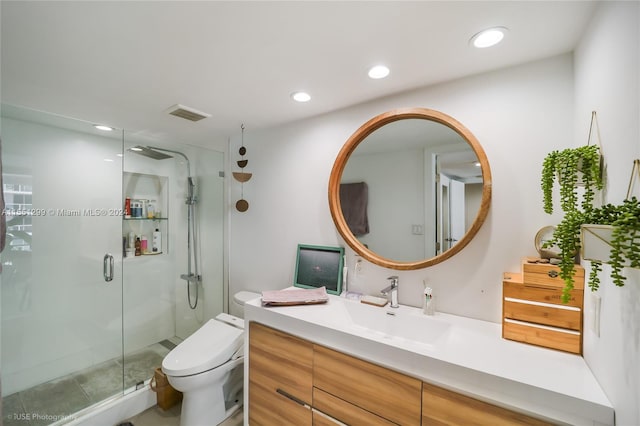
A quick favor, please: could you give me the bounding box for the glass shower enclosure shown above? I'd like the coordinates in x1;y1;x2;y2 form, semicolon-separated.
1;105;126;424
0;105;225;425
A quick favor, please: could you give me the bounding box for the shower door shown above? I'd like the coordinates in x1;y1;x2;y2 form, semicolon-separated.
1;105;125;424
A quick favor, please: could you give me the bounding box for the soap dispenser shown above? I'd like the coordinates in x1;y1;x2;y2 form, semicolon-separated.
423;287;435;315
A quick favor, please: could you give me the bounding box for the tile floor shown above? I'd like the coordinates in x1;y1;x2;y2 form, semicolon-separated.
2;343;170;426
122;402;244;426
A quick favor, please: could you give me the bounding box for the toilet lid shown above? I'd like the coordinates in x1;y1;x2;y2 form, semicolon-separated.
162;319;243;377
233;291;260;305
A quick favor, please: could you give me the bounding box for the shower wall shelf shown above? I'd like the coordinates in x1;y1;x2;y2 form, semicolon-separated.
123;172;169;256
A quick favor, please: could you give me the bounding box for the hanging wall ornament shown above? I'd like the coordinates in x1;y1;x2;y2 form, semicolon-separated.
234;124;252;212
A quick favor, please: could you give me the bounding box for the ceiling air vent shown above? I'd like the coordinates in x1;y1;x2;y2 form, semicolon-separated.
166;104;211;122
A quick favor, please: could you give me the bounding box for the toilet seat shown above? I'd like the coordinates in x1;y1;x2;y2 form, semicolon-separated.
162;319;243;377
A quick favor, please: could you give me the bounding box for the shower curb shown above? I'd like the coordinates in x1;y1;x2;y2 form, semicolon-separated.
57;385;155;426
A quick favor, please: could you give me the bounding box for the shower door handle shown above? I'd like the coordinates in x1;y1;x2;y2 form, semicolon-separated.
103;253;114;282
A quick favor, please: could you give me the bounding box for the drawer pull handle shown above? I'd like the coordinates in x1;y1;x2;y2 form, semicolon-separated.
276;388;311;409
547;270;559;278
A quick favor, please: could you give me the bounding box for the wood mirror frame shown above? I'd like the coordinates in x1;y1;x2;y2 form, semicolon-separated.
328;107;492;270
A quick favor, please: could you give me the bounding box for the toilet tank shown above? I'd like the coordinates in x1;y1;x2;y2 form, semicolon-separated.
231;291;260;318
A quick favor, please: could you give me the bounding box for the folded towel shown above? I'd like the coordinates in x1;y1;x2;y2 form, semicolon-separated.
261;286;329;306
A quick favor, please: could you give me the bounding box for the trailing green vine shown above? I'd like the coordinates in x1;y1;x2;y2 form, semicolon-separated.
608;197;640;286
588;261;602;292
544;197;640;302
543;210;587;302
541;145;602;215
540;144;608;303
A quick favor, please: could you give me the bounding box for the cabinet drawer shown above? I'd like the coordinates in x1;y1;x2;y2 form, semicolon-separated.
503;280;583;308
313;387;395;426
503;298;581;330
313;345;421;425
249;322;313;406
422;382;553;426
503;319;581;354
522;260;584;290
502;270;583;354
249;378;312;426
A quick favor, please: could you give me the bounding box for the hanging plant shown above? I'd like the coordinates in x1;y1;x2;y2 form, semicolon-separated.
541;144;603;215
540;114;640;302
544;197;640;302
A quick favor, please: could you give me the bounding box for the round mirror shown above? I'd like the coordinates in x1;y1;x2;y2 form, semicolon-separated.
328;108;492;270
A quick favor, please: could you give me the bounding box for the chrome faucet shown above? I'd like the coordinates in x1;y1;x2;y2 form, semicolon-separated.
381;276;399;308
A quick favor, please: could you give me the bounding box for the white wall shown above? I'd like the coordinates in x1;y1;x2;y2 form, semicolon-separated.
574;2;640;424
229;53;574;323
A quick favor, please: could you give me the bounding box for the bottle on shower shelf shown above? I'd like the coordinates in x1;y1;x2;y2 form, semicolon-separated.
124;197;131;218
152;228;162;253
147;200;155;219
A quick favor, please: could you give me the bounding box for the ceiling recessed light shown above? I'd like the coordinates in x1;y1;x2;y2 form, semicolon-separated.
130;146;143;152
368;65;390;79
470;27;508;48
94;124;114;131
291;91;311;102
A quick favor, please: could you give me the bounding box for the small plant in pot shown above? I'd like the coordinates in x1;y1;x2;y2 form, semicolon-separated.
544;197;640;303
541;144;603;214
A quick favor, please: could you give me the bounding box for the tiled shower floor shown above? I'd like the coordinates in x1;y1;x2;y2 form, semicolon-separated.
2;342;171;426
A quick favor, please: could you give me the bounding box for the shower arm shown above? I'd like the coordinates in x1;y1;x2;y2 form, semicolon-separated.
147;146;197;205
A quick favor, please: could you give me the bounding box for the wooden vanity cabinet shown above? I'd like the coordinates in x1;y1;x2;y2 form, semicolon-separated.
422;382;553;426
248;322;313;425
249;322;550;425
313;345;421;425
248;322;421;425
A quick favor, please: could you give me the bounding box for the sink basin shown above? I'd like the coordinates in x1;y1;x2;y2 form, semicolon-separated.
343;300;451;347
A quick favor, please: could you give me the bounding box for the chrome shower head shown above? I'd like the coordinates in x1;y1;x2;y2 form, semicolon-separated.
128;146;173;160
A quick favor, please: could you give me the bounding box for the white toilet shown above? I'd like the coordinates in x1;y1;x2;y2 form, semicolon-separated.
162;291;260;426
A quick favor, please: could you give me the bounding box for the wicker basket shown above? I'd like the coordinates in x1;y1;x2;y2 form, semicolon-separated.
150;367;183;410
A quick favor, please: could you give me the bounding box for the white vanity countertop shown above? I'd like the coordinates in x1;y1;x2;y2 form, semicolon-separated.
245;294;613;426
